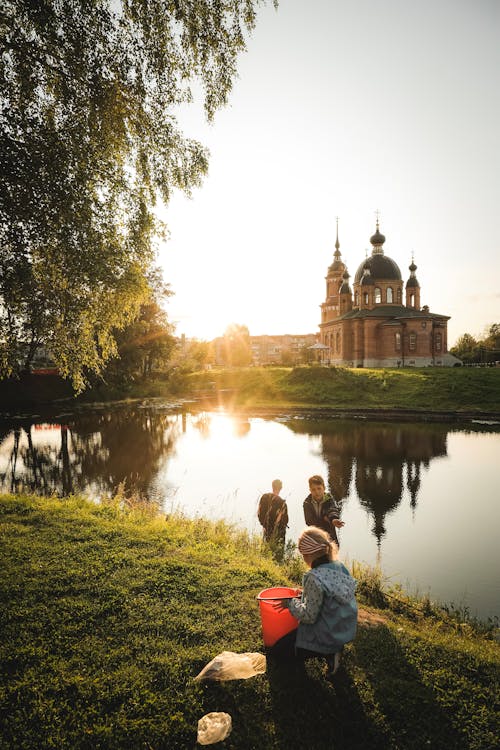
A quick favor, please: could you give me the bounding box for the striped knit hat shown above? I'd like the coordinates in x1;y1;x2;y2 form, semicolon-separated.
298;529;331;556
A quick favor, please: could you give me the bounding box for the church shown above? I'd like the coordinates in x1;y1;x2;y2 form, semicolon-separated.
319;219;459;367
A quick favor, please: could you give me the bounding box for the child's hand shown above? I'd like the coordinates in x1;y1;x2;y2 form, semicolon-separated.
332;520;345;528
272;599;290;612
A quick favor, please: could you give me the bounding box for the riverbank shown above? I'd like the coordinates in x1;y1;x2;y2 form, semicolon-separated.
1;494;498;749
173;366;500;416
1;366;500;420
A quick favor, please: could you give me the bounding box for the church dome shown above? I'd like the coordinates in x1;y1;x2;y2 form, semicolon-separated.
370;227;386;246
406;276;419;288
354;254;402;283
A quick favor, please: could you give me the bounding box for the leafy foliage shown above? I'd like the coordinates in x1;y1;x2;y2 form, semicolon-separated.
0;0;271;389
450;324;500;364
219;323;253;366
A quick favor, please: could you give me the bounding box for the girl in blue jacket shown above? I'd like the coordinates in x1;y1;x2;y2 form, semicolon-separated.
272;526;357;676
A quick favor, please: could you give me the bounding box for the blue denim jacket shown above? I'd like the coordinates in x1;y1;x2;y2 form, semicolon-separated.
288;561;357;654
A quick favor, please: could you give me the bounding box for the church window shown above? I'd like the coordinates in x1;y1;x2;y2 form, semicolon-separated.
395;332;401;351
435;332;442;351
336;331;340;353
364;292;369;305
409;332;417;351
410;293;415;307
387;287;393;303
374;287;381;303
354;291;359;307
397;288;402;304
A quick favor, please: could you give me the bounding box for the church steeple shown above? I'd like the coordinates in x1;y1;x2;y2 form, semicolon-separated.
334;216;341;258
322;217;348;324
405;253;421;309
370;211;386;255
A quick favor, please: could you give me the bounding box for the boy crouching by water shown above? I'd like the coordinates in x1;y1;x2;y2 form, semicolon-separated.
271;526;357;678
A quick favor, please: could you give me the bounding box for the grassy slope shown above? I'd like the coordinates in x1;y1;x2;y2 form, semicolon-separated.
1;495;498;750
174;366;500;413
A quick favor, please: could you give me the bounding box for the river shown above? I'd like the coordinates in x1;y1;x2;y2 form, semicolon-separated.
1;401;499;621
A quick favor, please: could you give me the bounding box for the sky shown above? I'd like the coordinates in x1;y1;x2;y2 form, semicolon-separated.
158;0;500;347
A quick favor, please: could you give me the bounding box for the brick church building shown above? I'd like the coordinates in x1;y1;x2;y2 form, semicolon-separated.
319;220;459;367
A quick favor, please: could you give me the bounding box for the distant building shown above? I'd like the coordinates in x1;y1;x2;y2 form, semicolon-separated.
319;219;460;367
249;334;318;366
213;333;318;366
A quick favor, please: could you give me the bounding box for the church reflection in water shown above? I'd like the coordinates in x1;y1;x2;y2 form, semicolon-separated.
0;408;453;548
284;419;448;547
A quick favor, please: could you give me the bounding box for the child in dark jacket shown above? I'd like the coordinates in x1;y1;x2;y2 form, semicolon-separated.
272;526;357;676
303;474;344;547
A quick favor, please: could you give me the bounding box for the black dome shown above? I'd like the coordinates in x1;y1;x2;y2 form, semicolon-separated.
370;228;386;245
354;254;402;283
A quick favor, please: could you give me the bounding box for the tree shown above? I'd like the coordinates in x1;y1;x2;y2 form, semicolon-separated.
482;323;500;352
105;267;176;381
221;323;252;366
0;0;273;389
169;338;214;373
450;333;479;364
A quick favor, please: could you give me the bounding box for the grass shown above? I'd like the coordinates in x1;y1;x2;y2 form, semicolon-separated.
170;366;500;414
3;366;499;416
1;493;499;749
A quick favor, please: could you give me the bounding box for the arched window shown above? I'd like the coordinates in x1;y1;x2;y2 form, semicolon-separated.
397;288;402;304
410;293;415;307
336;331;340;353
354;290;359;307
364;292;369;305
409;332;417;351
435;332;442;351
374;287;381;303
395;332;401;351
387;287;393;303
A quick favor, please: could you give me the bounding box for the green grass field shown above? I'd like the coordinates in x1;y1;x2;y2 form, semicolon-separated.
1;494;498;749
171;365;500;414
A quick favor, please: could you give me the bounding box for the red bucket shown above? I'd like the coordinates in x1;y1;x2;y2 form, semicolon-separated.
257;587;300;647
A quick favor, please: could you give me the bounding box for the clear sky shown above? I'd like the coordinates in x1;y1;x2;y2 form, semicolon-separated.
158;0;500;347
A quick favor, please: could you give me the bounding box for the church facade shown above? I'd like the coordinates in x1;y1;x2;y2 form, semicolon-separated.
319;221;459;367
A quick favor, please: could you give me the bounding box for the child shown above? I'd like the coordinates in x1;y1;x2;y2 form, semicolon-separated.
257;479;289;545
271;526;357;677
303;474;344;547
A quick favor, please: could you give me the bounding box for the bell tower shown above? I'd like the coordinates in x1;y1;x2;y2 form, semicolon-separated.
321;218;346;324
405;256;421;309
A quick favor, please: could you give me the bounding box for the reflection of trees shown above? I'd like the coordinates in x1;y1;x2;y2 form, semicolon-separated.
0;407;182;499
285;419;448;546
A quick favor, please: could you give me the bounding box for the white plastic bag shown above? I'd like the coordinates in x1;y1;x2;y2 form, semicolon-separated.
197;712;232;745
194;651;266;681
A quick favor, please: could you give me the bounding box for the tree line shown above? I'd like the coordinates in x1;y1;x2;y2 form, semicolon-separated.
450;324;500;365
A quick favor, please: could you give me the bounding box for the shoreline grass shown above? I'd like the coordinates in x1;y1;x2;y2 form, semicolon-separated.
1;493;498;749
2;366;500;419
174;366;500;414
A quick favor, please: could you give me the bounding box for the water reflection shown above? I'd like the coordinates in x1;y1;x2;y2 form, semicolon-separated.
0;408;180;498
1;406;499;617
285;420;447;546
